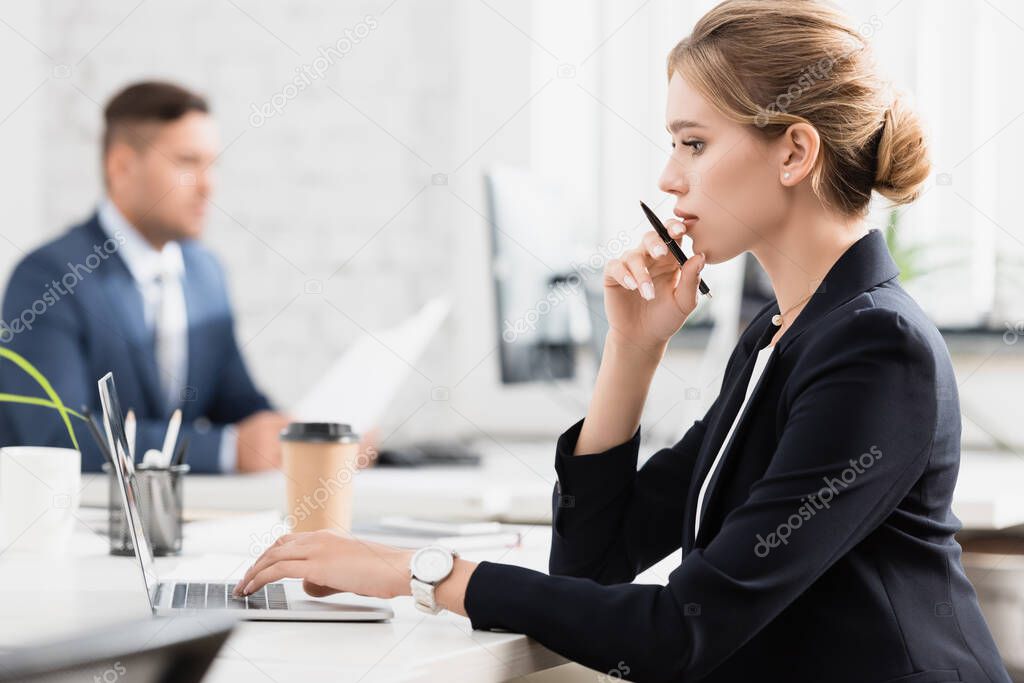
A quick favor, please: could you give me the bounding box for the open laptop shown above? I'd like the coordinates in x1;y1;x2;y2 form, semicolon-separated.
99;371;394;621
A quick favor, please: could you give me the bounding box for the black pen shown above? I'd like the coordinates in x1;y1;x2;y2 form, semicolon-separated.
81;405;114;466
639;201;711;297
171;435;190;467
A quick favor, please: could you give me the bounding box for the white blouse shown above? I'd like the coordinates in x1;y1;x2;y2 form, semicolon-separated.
693;343;775;539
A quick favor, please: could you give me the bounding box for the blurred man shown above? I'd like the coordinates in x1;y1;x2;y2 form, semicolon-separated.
0;81;288;473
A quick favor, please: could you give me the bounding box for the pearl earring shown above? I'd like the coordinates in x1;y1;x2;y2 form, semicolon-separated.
783;172;791;180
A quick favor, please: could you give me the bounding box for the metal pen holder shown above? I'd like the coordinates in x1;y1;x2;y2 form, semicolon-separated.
104;463;189;556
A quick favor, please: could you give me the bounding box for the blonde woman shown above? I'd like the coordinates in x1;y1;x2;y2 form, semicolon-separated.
236;2;1010;680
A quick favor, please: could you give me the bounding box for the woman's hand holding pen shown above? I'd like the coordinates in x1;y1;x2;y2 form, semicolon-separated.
574;219;705;455
603;219;706;350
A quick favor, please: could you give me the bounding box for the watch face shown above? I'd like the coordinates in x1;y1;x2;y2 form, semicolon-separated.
412;546;453;583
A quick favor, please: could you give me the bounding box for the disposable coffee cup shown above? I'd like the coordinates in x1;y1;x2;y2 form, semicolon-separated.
280;422;361;533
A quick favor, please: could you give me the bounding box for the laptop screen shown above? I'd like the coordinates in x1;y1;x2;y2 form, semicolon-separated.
98;372;160;609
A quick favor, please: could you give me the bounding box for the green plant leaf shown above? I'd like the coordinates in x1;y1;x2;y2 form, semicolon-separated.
0;348;82;451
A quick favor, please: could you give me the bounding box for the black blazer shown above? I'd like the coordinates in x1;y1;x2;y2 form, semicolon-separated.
464;230;1010;683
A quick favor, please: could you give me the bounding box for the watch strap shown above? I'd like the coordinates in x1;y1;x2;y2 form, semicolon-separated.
409;547;458;615
410;576;440;614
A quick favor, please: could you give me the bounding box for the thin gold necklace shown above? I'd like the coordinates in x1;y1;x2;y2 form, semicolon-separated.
771;291;815;328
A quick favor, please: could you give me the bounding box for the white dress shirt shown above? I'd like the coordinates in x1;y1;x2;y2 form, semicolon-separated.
98;199;237;471
98;198;188;409
693;343;775;539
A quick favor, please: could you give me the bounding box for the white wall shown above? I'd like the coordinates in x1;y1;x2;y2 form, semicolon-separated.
2;0;1021;450
0;2;42;279
0;0;621;445
0;2;449;440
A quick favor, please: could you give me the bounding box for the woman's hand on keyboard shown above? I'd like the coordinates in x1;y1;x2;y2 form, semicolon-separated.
234;530;415;601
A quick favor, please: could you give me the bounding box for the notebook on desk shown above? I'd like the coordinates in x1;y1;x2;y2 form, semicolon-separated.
353;516;523;551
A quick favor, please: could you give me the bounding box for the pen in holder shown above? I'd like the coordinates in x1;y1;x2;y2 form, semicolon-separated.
104;462;189;556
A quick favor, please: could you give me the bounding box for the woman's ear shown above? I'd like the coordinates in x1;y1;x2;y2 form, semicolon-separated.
778;122;820;186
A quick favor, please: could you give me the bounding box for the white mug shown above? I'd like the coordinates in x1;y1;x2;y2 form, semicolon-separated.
0;447;81;555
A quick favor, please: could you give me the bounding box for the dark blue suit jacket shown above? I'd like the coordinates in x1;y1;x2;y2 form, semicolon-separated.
0;214;271;473
464;230;1010;682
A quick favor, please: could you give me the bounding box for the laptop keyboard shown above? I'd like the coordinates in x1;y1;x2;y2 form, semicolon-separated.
169;582;288;610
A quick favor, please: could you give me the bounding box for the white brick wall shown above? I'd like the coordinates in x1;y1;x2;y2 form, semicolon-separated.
0;0;607;445
3;1;1023;453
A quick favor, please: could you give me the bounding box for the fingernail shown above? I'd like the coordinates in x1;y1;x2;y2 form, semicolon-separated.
623;275;638;290
671;224;685;236
640;282;655;300
652;244;668;257
243;581;254;595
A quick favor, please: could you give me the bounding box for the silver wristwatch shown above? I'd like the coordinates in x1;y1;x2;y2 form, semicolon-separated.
409;545;458;614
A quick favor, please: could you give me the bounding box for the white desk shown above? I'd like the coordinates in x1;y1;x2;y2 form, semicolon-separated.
8;442;1023;681
4;442;693;683
78;444;1024;531
950;450;1024;530
78;440;560;525
0;509;580;682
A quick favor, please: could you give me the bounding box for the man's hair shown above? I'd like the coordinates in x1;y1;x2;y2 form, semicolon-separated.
102;81;209;155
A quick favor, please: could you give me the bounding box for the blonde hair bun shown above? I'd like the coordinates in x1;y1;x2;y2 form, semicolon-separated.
668;0;931;215
873;96;931;206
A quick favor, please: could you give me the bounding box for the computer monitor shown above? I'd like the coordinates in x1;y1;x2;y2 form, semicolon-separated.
484;167;582;384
